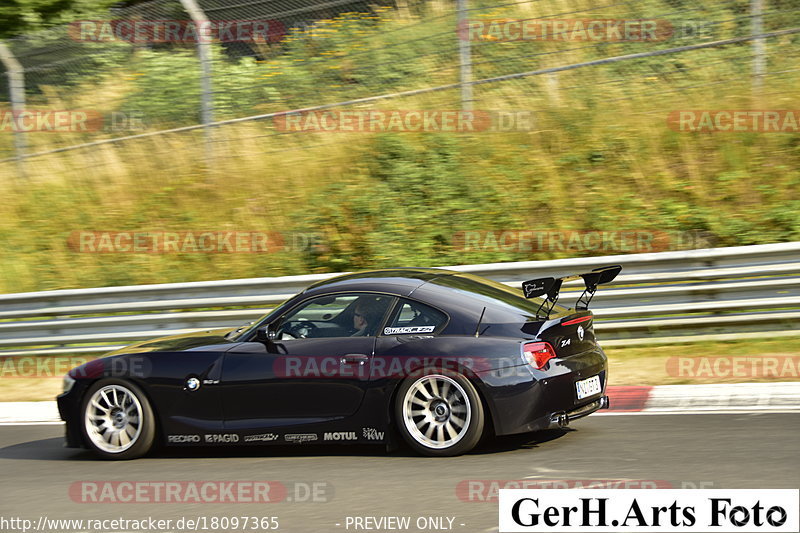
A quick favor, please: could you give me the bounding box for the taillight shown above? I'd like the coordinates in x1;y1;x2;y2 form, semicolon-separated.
522;341;557;369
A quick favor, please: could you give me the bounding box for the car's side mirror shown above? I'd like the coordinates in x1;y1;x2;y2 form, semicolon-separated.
255;325;277;344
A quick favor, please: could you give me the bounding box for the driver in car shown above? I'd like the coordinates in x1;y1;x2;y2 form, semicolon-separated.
351;299;386;336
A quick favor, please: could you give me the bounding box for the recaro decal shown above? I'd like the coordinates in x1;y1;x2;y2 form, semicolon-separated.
167;434;200;443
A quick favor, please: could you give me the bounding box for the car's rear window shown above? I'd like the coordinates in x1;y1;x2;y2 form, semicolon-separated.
386;299;448;332
429;273;567;318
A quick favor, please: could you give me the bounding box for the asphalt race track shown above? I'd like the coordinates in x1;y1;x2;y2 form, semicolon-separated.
0;413;797;533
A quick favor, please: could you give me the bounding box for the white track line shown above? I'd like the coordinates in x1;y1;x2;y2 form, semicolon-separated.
597;409;800;416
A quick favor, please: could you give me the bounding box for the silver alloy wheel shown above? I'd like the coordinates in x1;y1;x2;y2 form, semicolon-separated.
84;384;143;453
402;374;472;449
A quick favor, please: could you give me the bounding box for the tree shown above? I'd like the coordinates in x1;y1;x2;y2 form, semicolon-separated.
0;0;118;38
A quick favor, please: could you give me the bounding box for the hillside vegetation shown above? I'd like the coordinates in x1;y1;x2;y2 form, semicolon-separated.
0;0;798;293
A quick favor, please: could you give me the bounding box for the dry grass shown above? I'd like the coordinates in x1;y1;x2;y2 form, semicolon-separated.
0;378;63;403
606;338;800;386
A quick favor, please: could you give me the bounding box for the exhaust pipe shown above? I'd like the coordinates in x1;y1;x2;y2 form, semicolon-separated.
599;395;610;410
550;412;569;428
550;396;608;428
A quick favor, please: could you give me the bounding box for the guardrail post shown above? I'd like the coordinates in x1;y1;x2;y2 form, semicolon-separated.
178;0;214;162
0;42;26;179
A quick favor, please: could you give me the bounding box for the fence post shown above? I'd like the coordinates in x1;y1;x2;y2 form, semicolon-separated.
178;0;214;160
751;0;765;92
456;0;473;111
0;42;26;178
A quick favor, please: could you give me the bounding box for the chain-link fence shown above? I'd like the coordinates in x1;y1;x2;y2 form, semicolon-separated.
1;0;800;293
0;0;799;170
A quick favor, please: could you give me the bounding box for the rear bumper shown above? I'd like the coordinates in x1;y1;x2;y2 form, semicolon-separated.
547;395;609;429
489;392;609;435
475;347;608;436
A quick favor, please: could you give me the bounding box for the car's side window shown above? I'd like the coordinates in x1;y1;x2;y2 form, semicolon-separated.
274;293;394;339
383;300;448;335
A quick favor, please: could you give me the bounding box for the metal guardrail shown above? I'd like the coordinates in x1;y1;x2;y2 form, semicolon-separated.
1;242;799;355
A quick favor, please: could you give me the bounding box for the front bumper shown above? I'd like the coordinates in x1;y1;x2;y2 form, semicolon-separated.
57;386;87;449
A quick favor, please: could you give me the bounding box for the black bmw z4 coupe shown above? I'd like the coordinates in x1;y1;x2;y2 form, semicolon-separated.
58;265;621;459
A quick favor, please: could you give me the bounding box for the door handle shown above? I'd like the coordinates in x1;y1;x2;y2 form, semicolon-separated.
340;354;369;365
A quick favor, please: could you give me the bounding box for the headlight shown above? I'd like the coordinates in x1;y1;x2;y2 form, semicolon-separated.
62;374;75;394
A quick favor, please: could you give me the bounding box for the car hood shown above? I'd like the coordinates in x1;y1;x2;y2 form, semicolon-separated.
104;327;237;356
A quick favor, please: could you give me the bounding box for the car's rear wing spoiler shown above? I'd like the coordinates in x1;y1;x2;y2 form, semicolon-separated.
521;265;622;318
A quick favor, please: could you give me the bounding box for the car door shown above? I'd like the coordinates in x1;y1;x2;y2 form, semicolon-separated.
220;292;395;430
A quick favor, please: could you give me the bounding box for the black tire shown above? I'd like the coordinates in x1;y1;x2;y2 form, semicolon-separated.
394;371;485;457
80;378;156;460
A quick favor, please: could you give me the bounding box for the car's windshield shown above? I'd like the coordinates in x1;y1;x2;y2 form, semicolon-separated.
225;302;288;341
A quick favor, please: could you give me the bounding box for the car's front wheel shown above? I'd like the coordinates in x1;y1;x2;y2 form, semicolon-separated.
81;379;155;460
395;372;484;456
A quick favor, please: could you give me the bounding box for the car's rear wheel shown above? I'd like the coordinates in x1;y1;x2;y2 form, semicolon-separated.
81;379;155;460
395;372;484;456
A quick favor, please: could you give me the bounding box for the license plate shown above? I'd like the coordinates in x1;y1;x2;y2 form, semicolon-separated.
575;375;602;400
